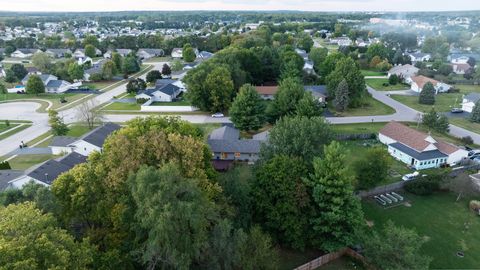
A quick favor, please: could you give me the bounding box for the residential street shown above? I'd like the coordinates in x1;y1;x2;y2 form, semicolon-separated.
1;69;480;157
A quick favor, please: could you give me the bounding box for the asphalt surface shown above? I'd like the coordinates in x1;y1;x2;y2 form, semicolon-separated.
1;66;480;157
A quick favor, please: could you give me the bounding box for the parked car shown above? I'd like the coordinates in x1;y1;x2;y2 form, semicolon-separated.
470;153;480;160
473;157;480;164
451;108;464;113
211;113;224;118
468;150;480;157
402;171;419;181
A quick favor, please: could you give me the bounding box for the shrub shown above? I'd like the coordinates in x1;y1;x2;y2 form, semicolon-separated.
469;200;480;213
89;73;103;82
136;98;149;104
461;136;474;145
0;161;11;170
389;74;399;85
404;175;441;195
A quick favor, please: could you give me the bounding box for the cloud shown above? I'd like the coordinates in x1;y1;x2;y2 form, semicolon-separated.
1;0;480;12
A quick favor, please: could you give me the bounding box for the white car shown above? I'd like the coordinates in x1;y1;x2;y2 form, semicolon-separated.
402;171;419;181
211;113;224;118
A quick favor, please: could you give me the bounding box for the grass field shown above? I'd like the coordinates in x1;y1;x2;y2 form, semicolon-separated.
84;80;120;91
362;192;480;269
102;102;141;111
454;84;480;93
331;122;388;134
0;123;17;133
366;78;410;91
8;154;57;170
329;95;395;117
391;93;463;113
449;118;480;135
151;100;191;106
0;92;89;112
361;70;386;77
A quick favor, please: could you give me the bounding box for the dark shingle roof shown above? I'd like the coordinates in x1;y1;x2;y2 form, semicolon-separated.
58;152;87;167
209;126;239;141
208;139;262;154
26;152;87;185
389;142;448;161
0;170;23;190
80;123;121;147
464;93;480;103
304;85;328;97
49;136;77;147
158;84;180;96
46;80;66;88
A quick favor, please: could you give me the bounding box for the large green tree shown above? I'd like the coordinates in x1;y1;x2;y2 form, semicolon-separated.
26;74;45;95
354;147;391;189
471;100;480;123
68;63;84;81
309;47;328;72
334;79;350;112
295;91;323;118
10;63;28;81
326;57;366;107
0;202;93;269
204;66;235;112
48;109;69;136
229;84;266;131
306;141;364;251
32;52;53;73
419;82;436;105
122;55;140;74
84;44;97;58
266;76;304;121
183;43;196;63
101;60;117;80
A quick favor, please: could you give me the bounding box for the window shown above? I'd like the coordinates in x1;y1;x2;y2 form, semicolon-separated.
221;153;228;159
235;152;241;158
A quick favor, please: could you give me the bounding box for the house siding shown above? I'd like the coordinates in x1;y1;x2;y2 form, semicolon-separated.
212;152;259;163
387;145;446;170
71;141;101;156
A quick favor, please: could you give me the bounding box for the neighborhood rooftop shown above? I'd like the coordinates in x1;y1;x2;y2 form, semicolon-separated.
80;123;121;148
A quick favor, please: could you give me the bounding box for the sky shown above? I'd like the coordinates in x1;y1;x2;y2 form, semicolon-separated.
1;0;480;12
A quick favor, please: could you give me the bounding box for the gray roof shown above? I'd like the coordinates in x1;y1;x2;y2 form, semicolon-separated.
46;48;71;55
46;80;67;88
252;131;269;141
22;74;56;84
138;48;164;55
49;136;77;147
26;152;87;185
0;170;23;190
198;51;213;58
464;93;480;103
17;48;38;54
158;84;180;96
389;142;448;161
209;126;239;141
208;139;262;154
304;85;328;97
80;123;121;147
116;49;132;55
155;79;176;88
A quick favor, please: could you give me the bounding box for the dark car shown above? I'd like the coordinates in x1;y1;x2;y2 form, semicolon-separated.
451;108;464;113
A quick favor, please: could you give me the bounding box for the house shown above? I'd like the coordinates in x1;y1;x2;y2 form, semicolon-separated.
451;55;470;64
303;60;315;74
74;48;101;59
451;63;472;75
387;64;419;79
104;48;132;58
407;52;431;62
379;121;468;170
45;48;72;58
462;93;480;113
69;123;121;156
0;170;23;191
295;48;309;61
171;48;183;58
405;75;451;93
304;85;328;102
136;48;164;60
329;37;352;46
49;136;77;155
83;60;106;81
26;67;41;75
207;126;268;168
135;79;182;103
8;152;87;189
77;56;93;66
21;74;76;94
255;86;278;100
197;51;214;60
11;48;39;58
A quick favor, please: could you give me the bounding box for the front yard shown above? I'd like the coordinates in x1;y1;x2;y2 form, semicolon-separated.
361;70;386;77
329;95;395;117
390;93;462;113
151;100;191;106
363;192;480;269
8;154;58;170
366;78;410;91
449;118;480;135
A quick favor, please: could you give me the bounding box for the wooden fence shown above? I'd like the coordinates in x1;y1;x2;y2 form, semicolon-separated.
294;248;368;270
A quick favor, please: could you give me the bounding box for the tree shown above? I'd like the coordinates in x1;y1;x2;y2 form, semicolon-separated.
366;43;390;61
130;164;214;269
471;100;480;123
229;84;266;131
48;109;69;136
68;63;84;81
111;52;123;71
370;55;382;68
101;60;117;80
309;47;328;71
0;202;93;269
295;92;323;118
171;59;183;71
25;74;45;95
389;74;400;85
363;221;431;270
82;34;99;47
183;44;196;63
267;76;304;121
297;34;314;52
319;52;345;79
279;50;304;79
306;141;364;251
75;99;103;129
10;63;27;81
126;78;147;94
5;69;18;83
354;148;391;189
203;66;234;112
260;116;333;163
436;114;450;133
162;63;172;76
0;82;6;94
422;108;449;133
252;155;311;249
438;64;453;76
32;52;53;73
84;44;96;58
419;82;436;105
326;57;366;107
334;79;350;112
146;70;162;84
122;55;140;74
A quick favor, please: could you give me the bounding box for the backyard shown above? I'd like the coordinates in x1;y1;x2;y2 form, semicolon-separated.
8;154;58;170
362;192;480;269
361;70;387;77
366;78;410;91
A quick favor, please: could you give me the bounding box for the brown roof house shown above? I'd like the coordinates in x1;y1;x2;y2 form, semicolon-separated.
379;121;468;170
255;86;278;100
405;75;451;94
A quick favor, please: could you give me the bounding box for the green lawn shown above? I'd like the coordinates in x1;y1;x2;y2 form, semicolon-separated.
0;124;31;141
332;122;387;134
391;93;463;113
67;125;92;137
142;56;172;63
8;154;57;170
0;123;17;133
84;80;119;91
362;192;480;269
329;95;395;117
151;101;191;106
454;84;480;93
0;93;88;112
449;118;480;135
361;70;386;77
366;78;410;91
102;102;141;111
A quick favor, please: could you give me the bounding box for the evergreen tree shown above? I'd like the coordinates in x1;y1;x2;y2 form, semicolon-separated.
334;79;350;112
10;64;28;81
122;56;140;74
436;114;450;133
471;100;480;123
326;57;366;107
419;82;436;105
306;141;364;251
48;110;69;136
229;84;266;131
295;92;323;118
111;52;123;71
25;75;45;95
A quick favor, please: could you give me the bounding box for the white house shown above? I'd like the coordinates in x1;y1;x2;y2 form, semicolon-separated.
451;55;470;64
136;48;164;60
45;48;72;58
22;74;78;94
462;93;480;113
171;48;183;58
379;121;468;170
407;52;431;62
135;79;182;103
69;123;121;156
48;136;77;155
387;64;419;79
104;48;132;58
11;48;39;58
74;48;101;59
405;75;451;93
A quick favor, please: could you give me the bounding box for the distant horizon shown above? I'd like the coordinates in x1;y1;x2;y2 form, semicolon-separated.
1;0;480;13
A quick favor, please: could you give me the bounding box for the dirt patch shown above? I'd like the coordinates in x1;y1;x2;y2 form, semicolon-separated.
404;202;412;207
366;220;374;227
